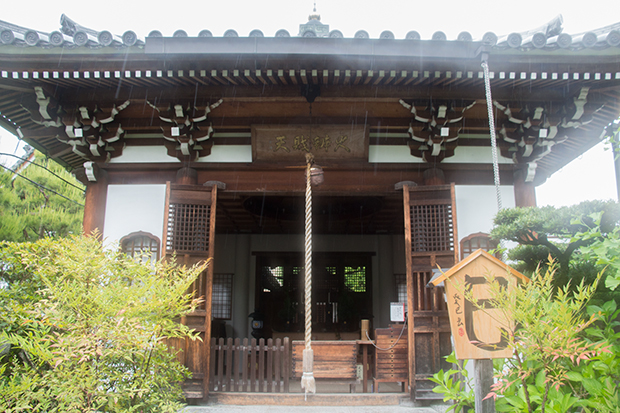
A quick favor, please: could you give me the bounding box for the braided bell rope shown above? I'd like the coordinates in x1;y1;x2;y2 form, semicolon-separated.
481;60;502;212
304;156;313;349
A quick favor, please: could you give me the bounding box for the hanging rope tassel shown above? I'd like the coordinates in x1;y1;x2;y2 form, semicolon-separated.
301;153;316;399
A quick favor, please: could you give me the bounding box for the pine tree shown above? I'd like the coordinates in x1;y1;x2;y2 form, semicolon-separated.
0;149;84;242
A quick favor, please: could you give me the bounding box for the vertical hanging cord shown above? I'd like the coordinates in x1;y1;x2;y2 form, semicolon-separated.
300;104;316;398
304;156;313;351
305;104;313;352
481;60;503;212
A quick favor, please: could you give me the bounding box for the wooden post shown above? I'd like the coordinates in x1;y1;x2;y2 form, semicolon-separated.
513;169;536;207
74;163;108;237
423;167;445;186
203;184;218;400
402;185;416;400
176;167;197;185
474;359;495;413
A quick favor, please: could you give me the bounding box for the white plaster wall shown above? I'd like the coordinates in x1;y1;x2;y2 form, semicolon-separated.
369;145;513;164
107;145;252;163
103;184;166;248
454;185;516;242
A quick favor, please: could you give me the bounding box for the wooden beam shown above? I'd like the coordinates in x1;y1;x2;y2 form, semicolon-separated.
373;70;385;86
244;70;257;85
343;70;351;85
56;81;614;104
222;70;237;85
289;69;298;85
353;70;363;85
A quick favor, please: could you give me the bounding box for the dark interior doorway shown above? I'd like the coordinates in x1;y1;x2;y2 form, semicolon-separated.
254;252;373;338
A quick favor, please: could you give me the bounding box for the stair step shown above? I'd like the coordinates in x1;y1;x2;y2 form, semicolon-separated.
210;392;408;406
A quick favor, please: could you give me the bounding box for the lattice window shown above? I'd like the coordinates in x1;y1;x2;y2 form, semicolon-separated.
166;203;211;253
344;266;366;293
212;273;233;320
120;231;160;263
410;204;454;252
461;232;499;260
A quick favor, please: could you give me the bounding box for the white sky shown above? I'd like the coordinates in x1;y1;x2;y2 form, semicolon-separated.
1;0;619;206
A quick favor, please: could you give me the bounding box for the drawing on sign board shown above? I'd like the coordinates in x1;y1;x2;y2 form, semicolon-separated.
464;274;510;351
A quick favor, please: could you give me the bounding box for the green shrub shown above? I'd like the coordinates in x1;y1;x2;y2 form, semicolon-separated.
0;235;208;412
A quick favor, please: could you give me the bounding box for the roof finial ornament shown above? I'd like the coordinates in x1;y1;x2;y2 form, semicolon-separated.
309;1;320;21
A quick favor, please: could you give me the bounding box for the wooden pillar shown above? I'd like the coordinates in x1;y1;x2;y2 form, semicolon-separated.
74;162;108;237
402;185;416;400
203;184;217;401
513;169;536;207
424;167;445;186
177;166;197;185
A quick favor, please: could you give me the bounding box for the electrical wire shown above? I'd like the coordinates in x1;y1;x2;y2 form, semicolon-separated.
0;163;84;207
0;152;85;193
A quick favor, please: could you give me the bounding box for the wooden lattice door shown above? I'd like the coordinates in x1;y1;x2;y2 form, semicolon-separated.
163;183;218;401
402;184;457;400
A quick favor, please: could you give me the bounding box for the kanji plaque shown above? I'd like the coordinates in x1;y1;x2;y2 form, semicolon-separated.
251;124;368;162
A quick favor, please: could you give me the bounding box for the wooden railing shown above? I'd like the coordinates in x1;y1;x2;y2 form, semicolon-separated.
209;337;290;393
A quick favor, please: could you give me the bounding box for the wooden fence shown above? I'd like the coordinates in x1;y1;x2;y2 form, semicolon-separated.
209;337;290;393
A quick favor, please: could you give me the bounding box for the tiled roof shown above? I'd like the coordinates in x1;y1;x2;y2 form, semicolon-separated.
1;13;619;51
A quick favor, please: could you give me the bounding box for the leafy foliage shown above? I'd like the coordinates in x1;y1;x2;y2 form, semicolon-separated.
481;262;612;413
577;211;620;291
428;352;474;413
491;200;620;301
0;235;209;412
0;150;84;242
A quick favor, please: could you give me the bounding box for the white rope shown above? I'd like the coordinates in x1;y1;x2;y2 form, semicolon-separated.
301;153;316;398
481;60;503;212
304;157;312;350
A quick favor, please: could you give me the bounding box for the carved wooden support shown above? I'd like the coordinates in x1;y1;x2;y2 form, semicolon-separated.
400;99;475;162
495;87;603;181
149;99;223;162
21;86;129;162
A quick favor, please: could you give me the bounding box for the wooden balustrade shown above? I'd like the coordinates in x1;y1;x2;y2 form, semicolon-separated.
209;337;290;393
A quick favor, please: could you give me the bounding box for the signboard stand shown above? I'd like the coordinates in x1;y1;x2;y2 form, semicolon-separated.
429;249;529;413
474;359;495;413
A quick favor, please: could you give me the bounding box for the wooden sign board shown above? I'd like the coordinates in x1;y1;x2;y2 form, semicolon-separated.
430;249;529;360
251;124;368;162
